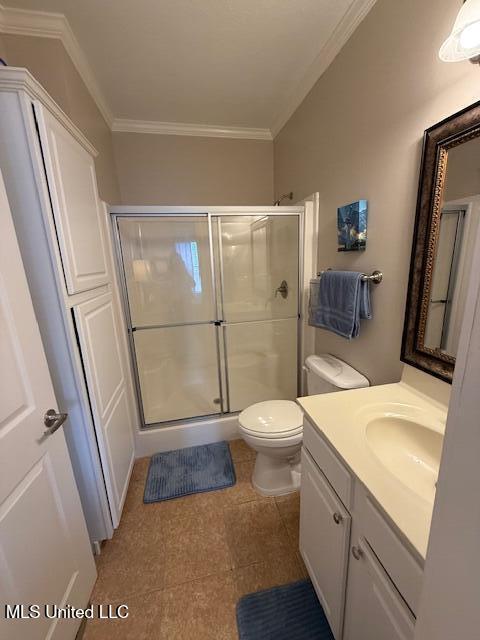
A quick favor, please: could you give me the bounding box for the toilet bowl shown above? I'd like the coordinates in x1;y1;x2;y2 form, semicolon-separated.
239;400;303;496
238;354;369;496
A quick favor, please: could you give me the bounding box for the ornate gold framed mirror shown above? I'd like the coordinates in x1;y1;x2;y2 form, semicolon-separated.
402;100;480;382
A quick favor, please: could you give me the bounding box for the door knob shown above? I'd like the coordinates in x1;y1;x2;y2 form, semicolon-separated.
333;512;343;524
44;409;68;436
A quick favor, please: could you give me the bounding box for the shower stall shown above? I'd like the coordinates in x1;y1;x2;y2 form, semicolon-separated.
112;208;302;428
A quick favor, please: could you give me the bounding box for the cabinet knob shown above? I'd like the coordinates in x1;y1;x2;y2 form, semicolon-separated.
333;512;343;525
351;545;364;560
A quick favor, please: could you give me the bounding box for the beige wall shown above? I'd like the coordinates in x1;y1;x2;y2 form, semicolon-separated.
0;33;7;61
113;132;273;205
0;35;273;207
274;0;480;385
0;34;120;203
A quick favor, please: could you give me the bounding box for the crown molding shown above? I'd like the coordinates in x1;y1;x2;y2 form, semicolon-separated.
0;66;98;155
0;1;375;141
271;0;377;138
0;3;113;127
111;118;273;141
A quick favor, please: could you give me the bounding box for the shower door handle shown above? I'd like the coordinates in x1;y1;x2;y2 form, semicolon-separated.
274;280;288;299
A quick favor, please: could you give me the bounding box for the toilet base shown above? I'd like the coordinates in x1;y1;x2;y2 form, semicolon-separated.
252;452;301;496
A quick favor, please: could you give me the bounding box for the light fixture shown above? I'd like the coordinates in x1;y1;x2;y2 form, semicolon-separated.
440;0;480;62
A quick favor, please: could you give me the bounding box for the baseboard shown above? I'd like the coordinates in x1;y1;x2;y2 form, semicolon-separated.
134;414;240;458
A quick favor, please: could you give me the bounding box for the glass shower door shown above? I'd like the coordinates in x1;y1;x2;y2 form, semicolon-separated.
117;216;222;425
215;215;299;412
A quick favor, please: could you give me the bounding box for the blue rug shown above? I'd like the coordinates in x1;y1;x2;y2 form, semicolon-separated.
143;441;236;503
236;580;334;640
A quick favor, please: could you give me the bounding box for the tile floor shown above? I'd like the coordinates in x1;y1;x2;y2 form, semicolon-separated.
83;439;307;639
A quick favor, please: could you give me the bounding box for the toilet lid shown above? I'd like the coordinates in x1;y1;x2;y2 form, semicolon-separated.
239;400;303;439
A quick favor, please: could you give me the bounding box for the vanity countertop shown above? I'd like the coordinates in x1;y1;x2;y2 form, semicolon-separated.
298;379;448;559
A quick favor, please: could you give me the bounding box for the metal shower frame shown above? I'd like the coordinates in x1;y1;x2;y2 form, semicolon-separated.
110;205;305;431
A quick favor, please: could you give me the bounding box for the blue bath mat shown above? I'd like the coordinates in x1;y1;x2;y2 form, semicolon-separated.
236;580;334;640
143;441;236;503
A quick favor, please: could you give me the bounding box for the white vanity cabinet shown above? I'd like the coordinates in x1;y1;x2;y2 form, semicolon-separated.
300;417;421;640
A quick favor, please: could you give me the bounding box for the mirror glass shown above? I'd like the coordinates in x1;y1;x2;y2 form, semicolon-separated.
423;136;480;358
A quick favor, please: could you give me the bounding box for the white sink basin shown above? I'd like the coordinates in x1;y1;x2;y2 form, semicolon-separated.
359;405;444;503
298;381;450;557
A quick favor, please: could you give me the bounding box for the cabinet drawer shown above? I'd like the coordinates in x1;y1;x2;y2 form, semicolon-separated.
303;417;353;509
359;489;423;615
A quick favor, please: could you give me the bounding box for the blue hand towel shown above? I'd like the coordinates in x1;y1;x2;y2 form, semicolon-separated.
309;271;372;339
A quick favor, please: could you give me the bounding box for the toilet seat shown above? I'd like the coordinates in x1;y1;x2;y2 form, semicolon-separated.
238;400;303;440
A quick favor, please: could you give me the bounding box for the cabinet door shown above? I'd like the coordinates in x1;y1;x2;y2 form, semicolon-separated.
300;448;351;639
73;292;135;527
34;102;109;294
343;539;415;640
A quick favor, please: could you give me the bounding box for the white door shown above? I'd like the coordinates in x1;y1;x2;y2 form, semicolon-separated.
73;293;135;527
0;172;96;640
34;102;109;295
343;539;415;640
300;449;351;640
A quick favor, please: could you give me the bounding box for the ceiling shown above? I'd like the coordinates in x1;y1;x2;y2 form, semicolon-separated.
1;0;376;137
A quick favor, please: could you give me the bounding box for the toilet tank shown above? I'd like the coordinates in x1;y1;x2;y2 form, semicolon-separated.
304;354;369;395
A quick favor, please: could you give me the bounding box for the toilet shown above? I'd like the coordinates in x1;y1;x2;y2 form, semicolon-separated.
238;354;369;496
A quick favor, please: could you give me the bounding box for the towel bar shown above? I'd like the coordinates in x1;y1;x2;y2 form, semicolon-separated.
317;269;383;284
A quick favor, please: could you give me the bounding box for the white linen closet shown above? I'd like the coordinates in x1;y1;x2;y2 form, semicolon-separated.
0;67;136;542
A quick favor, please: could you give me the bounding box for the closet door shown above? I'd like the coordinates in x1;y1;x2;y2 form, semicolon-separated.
73;292;135;527
34;102;109;294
